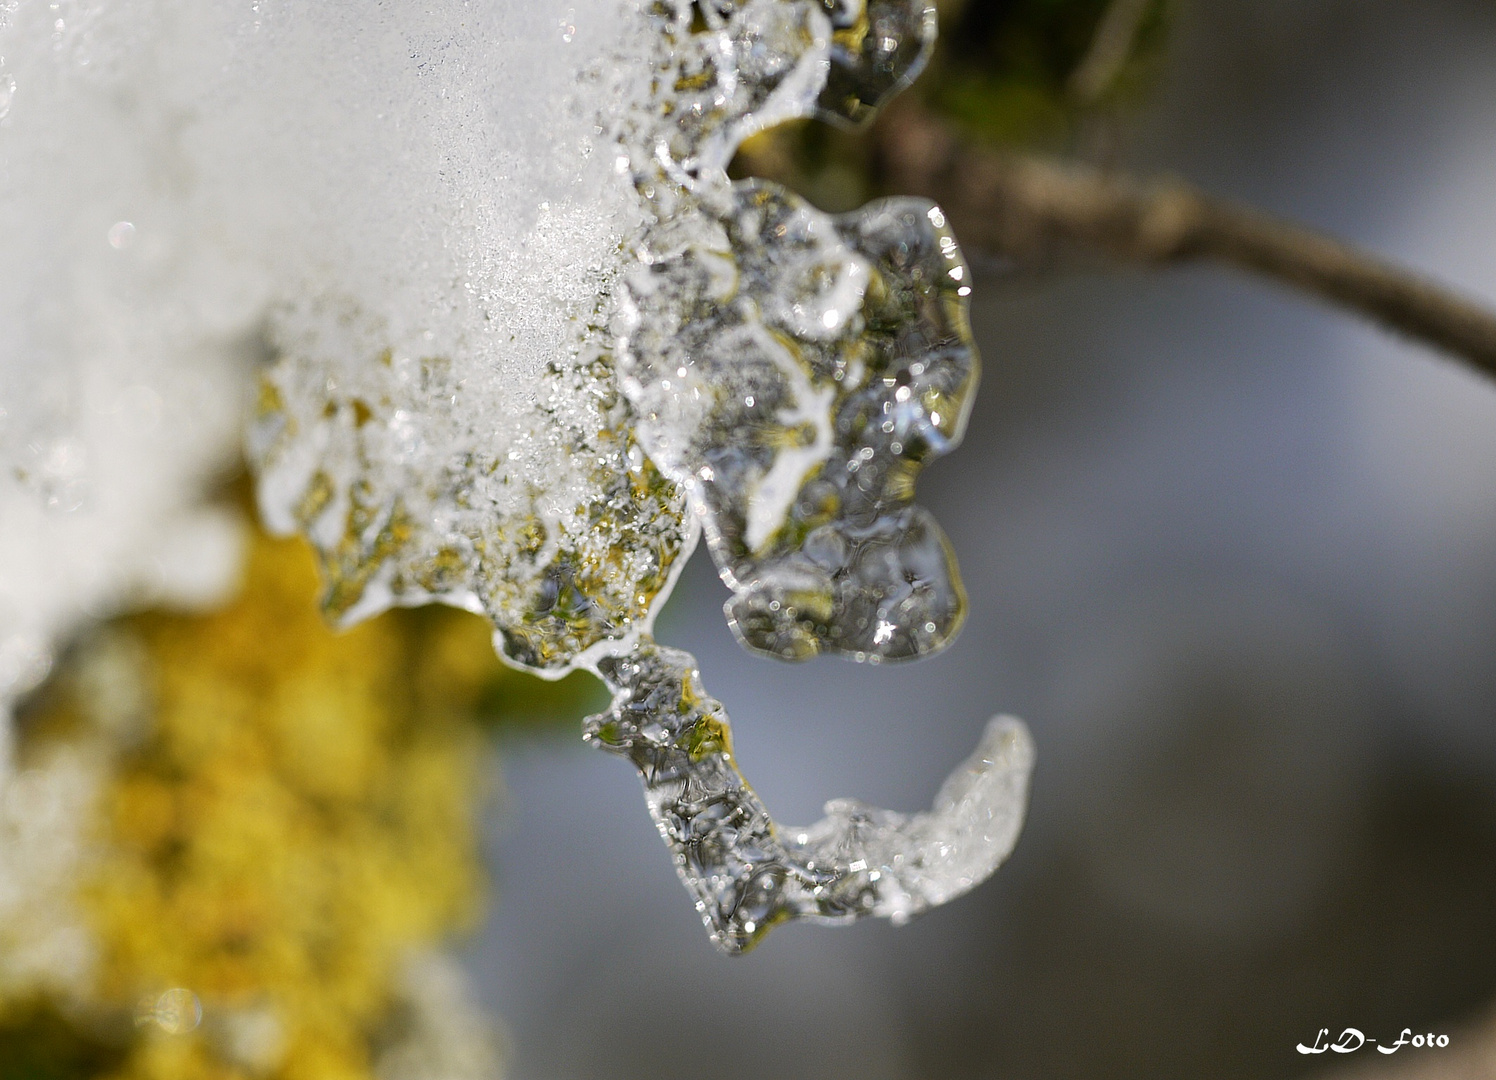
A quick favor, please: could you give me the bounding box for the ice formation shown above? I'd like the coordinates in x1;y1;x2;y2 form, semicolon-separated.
588;642;1034;952
0;0;1035;953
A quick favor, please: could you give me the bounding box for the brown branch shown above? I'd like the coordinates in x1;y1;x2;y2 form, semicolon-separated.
1069;0;1155;103
874;103;1496;381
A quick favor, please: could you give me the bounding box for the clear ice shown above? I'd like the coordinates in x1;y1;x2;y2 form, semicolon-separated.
587;641;1034;953
1;0;1034;953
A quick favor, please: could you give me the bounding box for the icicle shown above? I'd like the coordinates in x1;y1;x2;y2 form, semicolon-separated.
585;640;1034;953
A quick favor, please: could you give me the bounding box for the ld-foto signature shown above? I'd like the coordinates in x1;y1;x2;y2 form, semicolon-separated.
1298;1028;1450;1055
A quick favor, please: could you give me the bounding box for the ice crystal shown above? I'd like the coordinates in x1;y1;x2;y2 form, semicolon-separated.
1;0;1034;953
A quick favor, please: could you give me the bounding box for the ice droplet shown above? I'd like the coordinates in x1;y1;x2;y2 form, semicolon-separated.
818;0;939;128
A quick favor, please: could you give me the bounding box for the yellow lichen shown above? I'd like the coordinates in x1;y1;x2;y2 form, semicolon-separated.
3;521;562;1080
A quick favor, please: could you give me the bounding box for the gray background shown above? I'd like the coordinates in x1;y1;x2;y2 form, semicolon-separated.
468;2;1496;1076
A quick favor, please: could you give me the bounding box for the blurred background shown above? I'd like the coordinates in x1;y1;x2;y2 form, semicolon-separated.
470;0;1496;1077
6;0;1496;1078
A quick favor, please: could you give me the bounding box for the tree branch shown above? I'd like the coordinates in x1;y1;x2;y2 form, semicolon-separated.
1069;0;1155;104
874;103;1496;380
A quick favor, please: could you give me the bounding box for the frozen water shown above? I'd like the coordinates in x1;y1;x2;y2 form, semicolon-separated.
1;0;1032;951
251;0;977;676
1;0;679;692
592;0;1030;949
612;0;975;665
820;0;939;127
252;317;693;673
587;641;1034;953
619;185;978;662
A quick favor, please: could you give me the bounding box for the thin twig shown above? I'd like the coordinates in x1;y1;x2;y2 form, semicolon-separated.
1069;0;1155;103
874;103;1496;380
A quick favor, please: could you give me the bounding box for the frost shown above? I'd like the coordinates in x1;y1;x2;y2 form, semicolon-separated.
1;0;1033;953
